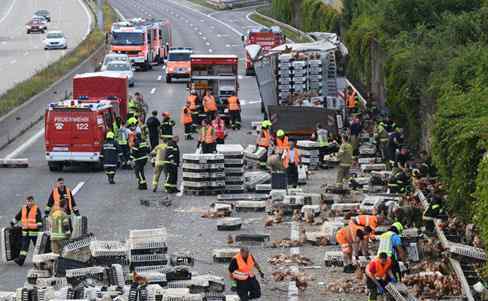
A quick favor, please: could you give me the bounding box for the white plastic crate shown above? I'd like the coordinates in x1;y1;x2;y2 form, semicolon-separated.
323;251;344;266
301;205;321;216
236;201;266;210
89;240;127;257
331;203;360;213
129;227;167;240
361;164;387;172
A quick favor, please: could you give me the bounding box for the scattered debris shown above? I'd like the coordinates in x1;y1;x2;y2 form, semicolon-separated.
268;254;313;266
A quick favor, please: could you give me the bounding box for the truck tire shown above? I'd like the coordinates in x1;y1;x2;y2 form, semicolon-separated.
166;75;171;83
245;68;254;76
48;162;63;172
27;30;30;34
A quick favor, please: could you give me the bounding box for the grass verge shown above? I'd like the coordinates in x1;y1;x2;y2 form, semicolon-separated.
0;0;117;117
249;11;312;43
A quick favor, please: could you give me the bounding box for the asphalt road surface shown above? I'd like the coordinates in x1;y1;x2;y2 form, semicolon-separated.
0;1;360;300
0;0;91;96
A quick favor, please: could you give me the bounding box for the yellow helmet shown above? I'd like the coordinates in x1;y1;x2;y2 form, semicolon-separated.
392;222;404;234
127;117;137;126
106;131;115;139
276;129;285;137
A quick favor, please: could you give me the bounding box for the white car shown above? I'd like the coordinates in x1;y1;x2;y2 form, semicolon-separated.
101;53;130;71
104;61;135;87
44;31;67;50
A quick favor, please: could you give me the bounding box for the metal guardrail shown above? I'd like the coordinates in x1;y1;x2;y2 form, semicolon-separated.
253;11;314;43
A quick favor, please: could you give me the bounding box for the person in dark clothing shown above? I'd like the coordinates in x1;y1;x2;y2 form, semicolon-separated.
145;110;161;150
101;131;119;184
11;196;42;266
160;112;176;142
386;128;402;167
349;116;362;156
229;247;265;301
395;147;410;170
164;136;180;193
388;168;411;194
131;133;150;190
45;178;79;216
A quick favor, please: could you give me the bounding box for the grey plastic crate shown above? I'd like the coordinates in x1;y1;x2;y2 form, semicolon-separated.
324;251;344;267
89;240;127;257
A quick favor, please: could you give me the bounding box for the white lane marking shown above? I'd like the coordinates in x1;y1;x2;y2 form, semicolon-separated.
198;32;202;35
246;11;265;27
113;7;126;20
23;51;29;56
150;88;156;94
202;36;207;40
208;49;213;53
205;42;210;46
72;181;85;195
5;129;44;159
0;0;16;24
226;44;230;47
166;0;243;36
231;44;240;47
10;59;16;64
76;0;93;40
157;75;162;81
1;41;6;45
289;222;300;300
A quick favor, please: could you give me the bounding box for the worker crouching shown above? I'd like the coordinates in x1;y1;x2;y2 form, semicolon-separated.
366;252;396;301
336;225;372;273
229;247;265;301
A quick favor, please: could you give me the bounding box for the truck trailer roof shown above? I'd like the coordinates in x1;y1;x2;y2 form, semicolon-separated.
48;99;113;111
74;72;127;79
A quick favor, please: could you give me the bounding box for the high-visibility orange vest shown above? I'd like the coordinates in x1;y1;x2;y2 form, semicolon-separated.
228;96;240;111
276;136;289;152
200;126;216;144
367;257;392;279
21;205;39;230
283;148;300;169
212;119;225;139
181;106;193;125
347;90;357;109
232;253;255;280
187;95;197;111
257;129;270;148
203;96;217;112
352;215;378;229
336;226;355;254
52;187;73;213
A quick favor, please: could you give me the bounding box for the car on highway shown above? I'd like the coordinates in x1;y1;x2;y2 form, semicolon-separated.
100;53;130;71
103;61;135;87
34;10;51;22
26;18;47;34
43;31;68;50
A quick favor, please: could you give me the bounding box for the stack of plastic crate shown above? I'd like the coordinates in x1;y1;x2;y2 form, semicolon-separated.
308;57;323;95
217;145;245;193
277;53;293;104
292;59;308;95
182;154;225;195
89;240;127;266
296;140;320;169
128;228;168;272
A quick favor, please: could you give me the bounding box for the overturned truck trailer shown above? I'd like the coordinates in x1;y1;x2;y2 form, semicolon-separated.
253;40;345;137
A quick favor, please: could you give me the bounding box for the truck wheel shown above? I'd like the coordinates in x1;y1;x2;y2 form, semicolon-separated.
48;162;63;172
245;68;253;76
92;160;103;171
27;30;30;34
166;75;171;83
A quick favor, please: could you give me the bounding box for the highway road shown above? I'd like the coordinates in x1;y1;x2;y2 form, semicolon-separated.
0;2;355;300
0;0;91;96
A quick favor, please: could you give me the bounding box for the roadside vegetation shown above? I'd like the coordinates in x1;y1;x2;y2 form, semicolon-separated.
269;0;488;270
0;0;117;117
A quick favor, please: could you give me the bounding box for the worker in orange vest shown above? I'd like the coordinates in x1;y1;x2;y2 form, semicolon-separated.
212;115;226;144
187;91;199;125
203;89;218;120
275;129;290;153
335;225;372;273
181;101;194;140
227;92;241;130
11;196;42;266
351;214;384;232
366;252;395;300
228;247;264;301
45;178;79;216
346;87;357;110
198;119;216;154
256;120;271;168
282;140;301;188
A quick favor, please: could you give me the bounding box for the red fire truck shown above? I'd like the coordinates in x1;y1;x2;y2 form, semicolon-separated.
243;26;286;75
44;100;117;171
110;18;173;70
73;72;129;120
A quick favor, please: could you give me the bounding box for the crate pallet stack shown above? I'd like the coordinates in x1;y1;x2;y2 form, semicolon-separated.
292;59;308;96
296;140;320;169
182;154;225;195
128;228;168;273
277;53;293;105
308;57;323;96
325;51;338;97
216;144;245;193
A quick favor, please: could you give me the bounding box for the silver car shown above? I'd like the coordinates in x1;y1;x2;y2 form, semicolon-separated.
101;53;130;71
44;31;67;50
104;61;135;87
